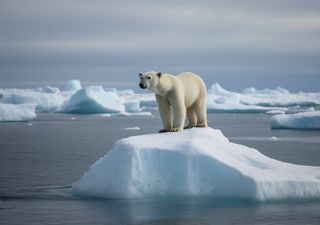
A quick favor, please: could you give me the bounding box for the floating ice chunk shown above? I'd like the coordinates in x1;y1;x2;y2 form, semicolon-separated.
0;103;36;122
62;86;125;114
124;101;140;112
73;127;320;201
1;91;65;112
271;111;320;129
63;80;82;92
207;84;320;109
124;127;140;130
240;91;319;107
207;100;280;113
265;110;286;115
270;136;279;141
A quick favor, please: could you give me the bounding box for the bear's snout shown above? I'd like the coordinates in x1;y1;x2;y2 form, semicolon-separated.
139;83;146;89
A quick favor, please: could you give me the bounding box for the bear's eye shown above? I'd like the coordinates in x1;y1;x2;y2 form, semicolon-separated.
147;76;151;80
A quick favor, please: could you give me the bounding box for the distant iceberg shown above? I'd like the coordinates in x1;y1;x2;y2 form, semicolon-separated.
242;86;290;94
0;89;65;112
206;83;320;113
62;86;125;114
73;128;320;201
207;100;280;113
207;84;283;113
1;81;319;115
63;80;82;92
0;103;36;122
124;101;140;112
271;111;320;129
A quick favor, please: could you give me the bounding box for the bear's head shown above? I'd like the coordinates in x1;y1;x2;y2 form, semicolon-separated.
139;71;162;90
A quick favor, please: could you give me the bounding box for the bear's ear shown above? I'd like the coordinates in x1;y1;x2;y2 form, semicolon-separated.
139;73;143;77
157;72;162;78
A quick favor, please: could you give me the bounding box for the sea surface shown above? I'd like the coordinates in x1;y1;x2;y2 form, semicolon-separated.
1;112;320;225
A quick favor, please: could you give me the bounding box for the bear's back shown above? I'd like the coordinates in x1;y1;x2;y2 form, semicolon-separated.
175;72;207;107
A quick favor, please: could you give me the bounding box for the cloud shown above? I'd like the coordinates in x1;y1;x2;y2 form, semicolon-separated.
0;0;320;90
1;0;320;53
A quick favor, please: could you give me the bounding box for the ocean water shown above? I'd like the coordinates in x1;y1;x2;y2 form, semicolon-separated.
1;112;320;225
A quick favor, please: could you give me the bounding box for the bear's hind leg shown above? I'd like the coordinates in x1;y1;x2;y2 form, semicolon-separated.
194;99;207;128
184;106;197;129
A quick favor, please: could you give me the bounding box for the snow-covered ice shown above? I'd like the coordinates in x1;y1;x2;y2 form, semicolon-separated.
1;80;319;116
265;110;286;115
124;101;140;112
63;80;82;92
207;100;279;113
206;83;320;113
0;88;65;112
271;111;320;129
62;86;125;114
72;127;320;201
0;103;36;122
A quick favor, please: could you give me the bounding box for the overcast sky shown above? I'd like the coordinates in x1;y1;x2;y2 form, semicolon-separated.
0;0;320;91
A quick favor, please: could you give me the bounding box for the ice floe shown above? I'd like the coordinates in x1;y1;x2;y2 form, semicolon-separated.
62;86;125;114
271;111;320;129
207;83;320;113
1;80;319;116
72;127;320;201
0;103;36;122
0;89;65;112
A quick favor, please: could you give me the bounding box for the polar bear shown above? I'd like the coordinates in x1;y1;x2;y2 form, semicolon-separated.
139;71;207;133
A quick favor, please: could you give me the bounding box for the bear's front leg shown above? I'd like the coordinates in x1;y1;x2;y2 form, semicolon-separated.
172;102;186;132
156;95;173;133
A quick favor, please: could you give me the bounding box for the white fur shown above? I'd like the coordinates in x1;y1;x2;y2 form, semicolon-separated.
139;71;207;132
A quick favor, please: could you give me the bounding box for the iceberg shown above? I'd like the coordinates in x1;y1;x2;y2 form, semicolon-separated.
207;83;320;113
124;101;140;112
271;111;320;129
63;80;82;92
207;100;280;113
0;89;65;112
73;128;320;201
1;81;319;115
62;86;125;114
0;103;36;122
